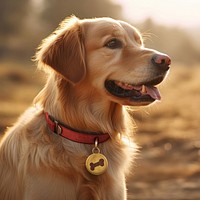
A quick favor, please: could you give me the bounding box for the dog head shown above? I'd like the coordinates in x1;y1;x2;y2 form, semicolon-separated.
36;16;171;106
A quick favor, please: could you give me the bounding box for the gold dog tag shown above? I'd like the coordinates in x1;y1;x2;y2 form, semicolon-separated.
86;152;108;175
85;138;108;175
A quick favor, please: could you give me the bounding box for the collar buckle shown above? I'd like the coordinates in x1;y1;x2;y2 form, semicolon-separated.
54;120;62;135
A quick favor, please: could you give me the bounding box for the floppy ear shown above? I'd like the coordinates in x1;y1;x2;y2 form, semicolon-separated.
39;16;86;84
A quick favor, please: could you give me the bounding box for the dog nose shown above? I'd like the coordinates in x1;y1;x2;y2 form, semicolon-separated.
151;54;171;71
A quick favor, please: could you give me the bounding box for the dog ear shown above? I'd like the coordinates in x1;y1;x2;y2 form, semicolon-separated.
39;16;86;84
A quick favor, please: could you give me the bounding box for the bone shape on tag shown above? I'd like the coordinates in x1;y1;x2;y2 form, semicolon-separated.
90;158;104;171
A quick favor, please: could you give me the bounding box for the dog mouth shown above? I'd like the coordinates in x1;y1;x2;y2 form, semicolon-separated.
105;76;165;105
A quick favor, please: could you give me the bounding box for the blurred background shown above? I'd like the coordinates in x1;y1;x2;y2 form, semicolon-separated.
0;0;200;199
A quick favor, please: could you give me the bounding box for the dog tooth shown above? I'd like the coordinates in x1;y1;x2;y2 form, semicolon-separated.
115;81;135;90
120;82;125;87
115;81;123;87
141;85;146;94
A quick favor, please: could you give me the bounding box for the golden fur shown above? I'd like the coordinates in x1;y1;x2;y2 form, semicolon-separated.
0;16;169;200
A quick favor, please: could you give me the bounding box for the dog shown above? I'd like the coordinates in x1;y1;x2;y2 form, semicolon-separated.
0;16;171;200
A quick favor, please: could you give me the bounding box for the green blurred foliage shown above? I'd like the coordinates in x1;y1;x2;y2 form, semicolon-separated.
0;0;123;60
0;0;199;65
41;0;123;30
0;0;30;36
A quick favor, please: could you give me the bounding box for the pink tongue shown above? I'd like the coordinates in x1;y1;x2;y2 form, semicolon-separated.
145;86;161;100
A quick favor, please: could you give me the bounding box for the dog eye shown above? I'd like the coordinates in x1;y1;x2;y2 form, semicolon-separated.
105;38;123;49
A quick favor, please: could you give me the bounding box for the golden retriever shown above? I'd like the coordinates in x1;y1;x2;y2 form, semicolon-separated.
0;16;171;200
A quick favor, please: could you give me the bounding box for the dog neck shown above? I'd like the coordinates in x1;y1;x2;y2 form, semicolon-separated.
34;74;134;137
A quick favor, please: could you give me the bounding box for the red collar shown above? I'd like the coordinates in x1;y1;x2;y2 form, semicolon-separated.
45;112;110;144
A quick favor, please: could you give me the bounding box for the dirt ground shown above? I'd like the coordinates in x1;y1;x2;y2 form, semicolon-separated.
0;62;200;200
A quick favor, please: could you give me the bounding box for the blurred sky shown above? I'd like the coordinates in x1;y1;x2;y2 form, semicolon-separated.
115;0;200;28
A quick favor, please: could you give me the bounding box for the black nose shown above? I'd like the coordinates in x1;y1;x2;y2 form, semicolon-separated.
151;54;171;71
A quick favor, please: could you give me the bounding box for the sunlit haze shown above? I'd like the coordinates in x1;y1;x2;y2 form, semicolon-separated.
115;0;200;28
